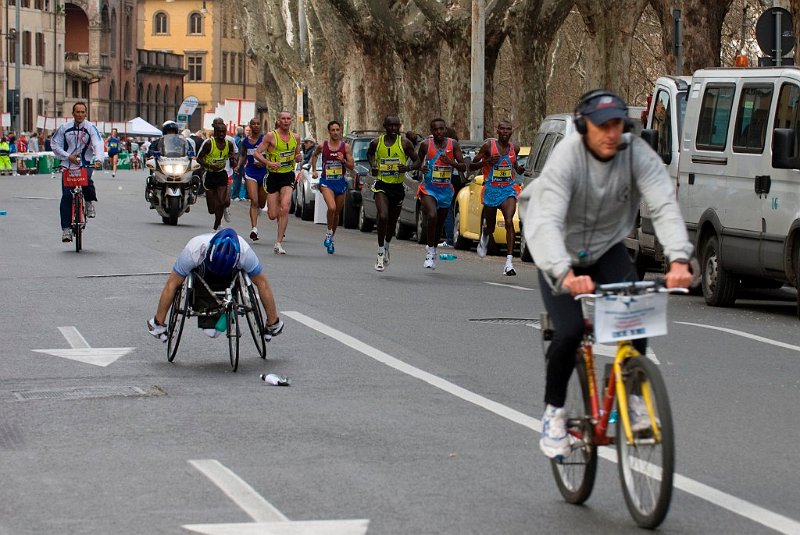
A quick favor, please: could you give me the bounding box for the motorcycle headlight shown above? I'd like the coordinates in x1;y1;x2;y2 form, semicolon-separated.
163;163;187;175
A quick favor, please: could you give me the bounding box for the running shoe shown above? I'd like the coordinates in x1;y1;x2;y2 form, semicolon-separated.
327;240;335;255
250;227;259;241
504;259;517;276
438;240;453;248
477;233;489;257
86;201;96;218
223;208;231;222
375;252;386;272
384;242;391;265
61;228;72;242
273;242;286;255
323;233;332;248
424;246;436;269
539;405;571;459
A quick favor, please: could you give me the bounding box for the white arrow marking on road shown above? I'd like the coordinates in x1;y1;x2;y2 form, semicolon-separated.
184;459;369;535
31;326;134;367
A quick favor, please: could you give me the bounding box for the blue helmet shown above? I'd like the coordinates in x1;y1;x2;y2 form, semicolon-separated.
204;228;240;275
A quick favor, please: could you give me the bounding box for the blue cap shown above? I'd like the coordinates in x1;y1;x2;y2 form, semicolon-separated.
583;94;628;126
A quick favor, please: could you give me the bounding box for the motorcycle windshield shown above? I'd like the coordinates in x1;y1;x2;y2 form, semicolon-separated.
159;135;187;158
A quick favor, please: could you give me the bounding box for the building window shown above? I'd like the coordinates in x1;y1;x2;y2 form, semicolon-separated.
238;53;244;83
230;53;235;84
22;31;31;65
34;0;43;9
110;10;117;57
21;0;29;7
154;12;168;35
37;98;43;117
23;98;33;132
82;81;89;98
125;14;132;57
222;52;227;83
71;80;78;98
188;12;203;35
35;32;44;66
187;55;203;81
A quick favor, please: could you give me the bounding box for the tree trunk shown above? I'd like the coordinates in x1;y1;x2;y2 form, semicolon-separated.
505;0;576;142
649;0;734;75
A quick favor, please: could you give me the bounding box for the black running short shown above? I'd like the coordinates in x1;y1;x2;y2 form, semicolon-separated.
372;180;405;207
266;171;295;194
203;169;229;189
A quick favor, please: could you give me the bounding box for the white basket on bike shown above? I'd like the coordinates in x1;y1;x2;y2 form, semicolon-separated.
592;292;668;344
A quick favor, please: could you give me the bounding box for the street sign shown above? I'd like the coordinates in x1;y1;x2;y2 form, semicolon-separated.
177;96;200;118
756;7;794;57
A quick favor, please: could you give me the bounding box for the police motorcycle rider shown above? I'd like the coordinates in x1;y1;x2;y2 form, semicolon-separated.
145;121;200;210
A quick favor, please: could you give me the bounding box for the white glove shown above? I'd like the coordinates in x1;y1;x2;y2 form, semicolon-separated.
147;317;168;342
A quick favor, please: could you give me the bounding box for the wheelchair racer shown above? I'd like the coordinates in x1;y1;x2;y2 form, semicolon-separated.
147;228;284;341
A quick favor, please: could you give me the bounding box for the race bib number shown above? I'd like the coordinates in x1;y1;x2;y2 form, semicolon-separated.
431;165;451;184
325;161;343;178
379;158;401;174
493;167;512;179
593;292;668;344
278;150;295;163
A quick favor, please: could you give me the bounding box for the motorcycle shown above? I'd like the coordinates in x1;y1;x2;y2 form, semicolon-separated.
144;134;201;225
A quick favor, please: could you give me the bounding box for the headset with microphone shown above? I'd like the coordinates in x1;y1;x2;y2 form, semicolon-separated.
573;89;634;150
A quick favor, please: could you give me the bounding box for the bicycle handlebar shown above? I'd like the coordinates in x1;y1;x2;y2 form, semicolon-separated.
574;281;689;301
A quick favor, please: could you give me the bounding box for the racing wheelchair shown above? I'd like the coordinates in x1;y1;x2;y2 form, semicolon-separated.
165;268;267;371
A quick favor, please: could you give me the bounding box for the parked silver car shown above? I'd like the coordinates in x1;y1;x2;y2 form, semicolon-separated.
293;160;321;221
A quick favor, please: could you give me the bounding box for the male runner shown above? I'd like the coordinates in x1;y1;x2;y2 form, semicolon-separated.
311;120;355;254
237;117;268;241
197;117;237;231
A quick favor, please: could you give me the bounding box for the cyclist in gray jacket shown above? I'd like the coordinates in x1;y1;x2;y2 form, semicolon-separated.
519;90;694;459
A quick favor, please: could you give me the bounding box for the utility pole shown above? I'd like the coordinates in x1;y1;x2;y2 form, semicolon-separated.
14;0;21;132
470;0;484;141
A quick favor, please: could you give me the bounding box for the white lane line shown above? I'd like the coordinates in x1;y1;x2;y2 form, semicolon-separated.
188;460;289;522
58;326;90;349
484;281;535;291
676;321;800;353
284;311;800;535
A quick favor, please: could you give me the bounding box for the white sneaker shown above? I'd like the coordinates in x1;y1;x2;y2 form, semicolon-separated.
539;405;571;459
250;227;259;241
384;242;391;265
477;233;489;257
375;252;386;272
273;242;286;254
628;394;658;432
424;246;436;269
86;201;96;218
504;257;516;276
223;208;232;222
61;228;72;242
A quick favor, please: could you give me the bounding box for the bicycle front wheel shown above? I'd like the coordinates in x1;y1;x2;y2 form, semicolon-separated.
617;356;675;529
227;307;240;372
167;282;188;362
73;194;83;253
551;350;598;504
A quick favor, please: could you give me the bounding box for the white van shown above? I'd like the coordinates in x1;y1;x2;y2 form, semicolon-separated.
638;67;800;313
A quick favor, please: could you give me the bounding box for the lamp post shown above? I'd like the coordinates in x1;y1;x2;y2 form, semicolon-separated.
14;0;20;132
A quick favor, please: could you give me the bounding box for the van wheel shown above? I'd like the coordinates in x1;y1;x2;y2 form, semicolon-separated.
701;235;737;307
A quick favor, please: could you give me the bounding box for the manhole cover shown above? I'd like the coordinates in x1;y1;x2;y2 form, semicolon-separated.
12;385;166;401
469;318;538;325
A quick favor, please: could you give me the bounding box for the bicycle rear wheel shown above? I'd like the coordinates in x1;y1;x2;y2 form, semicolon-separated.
551;350;598;504
617;356;675;529
227;306;240;372
167;281;188;362
239;275;266;358
73;194;83;253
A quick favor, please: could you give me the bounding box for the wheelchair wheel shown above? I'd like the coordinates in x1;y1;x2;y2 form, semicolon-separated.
167;280;189;362
239;274;266;359
227;305;240;372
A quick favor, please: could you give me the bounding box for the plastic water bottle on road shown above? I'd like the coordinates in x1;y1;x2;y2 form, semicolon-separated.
260;373;291;386
439;253;457;260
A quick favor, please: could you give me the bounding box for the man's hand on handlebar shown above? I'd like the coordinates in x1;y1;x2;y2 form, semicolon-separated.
561;270;595;296
665;261;693;289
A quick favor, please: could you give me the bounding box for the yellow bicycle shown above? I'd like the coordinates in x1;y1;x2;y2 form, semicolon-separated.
542;280;686;529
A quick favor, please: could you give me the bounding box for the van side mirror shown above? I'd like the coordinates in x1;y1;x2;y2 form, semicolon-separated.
772;128;800;169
